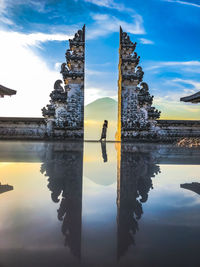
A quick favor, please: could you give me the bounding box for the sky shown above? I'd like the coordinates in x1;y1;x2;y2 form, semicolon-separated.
0;0;200;119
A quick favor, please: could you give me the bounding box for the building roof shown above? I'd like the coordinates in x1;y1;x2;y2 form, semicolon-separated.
0;84;16;97
180;91;200;103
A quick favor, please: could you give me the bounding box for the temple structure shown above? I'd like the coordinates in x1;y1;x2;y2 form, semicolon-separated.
180;92;200;103
0;26;85;140
117;27;200;141
117;27;160;141
42;25;85;139
0;25;200;141
0;84;16;98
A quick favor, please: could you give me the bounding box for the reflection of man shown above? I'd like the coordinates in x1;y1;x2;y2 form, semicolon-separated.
99;120;108;141
101;141;108;162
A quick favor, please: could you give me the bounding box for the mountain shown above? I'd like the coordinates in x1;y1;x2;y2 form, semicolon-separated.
84;97;117;140
85;97;117;122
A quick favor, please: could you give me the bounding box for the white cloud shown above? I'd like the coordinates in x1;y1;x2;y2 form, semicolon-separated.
86;69;108;75
27;0;47;13
145;60;200;71
150;78;200;118
87;13;145;39
83;0;146;39
162;61;200;66
0;0;7;13
54;62;62;72
164;0;200;8
0;31;72;48
84;0;134;13
0;28;117;116
172;78;200;90
154;96;200;119
0;30;72;117
0;0;14;25
139;38;154;45
85;86;117;104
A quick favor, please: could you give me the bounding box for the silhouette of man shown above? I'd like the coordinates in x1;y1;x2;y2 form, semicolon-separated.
100;120;108;142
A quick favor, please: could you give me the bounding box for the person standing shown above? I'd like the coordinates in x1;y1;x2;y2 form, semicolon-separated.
100;120;108;142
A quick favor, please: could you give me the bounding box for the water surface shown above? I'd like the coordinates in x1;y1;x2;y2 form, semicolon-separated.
0;141;200;267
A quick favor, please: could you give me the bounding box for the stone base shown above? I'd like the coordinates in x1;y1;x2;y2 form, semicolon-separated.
0;117;83;140
0;117;46;140
121;120;200;142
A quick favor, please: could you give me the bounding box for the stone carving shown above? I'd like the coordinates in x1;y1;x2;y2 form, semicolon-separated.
117;27;161;141
41;104;55;117
42;26;85;139
60;63;69;79
42;79;68;130
54;79;64;91
50;80;67;103
61;25;85;133
136;66;144;82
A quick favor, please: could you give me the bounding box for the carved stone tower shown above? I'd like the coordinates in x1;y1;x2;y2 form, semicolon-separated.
117;27;160;141
42;26;85;139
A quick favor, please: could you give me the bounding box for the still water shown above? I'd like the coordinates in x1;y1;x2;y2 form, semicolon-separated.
0;141;200;267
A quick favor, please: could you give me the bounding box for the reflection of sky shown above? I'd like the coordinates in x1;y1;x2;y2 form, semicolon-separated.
83;142;117;185
0;143;200;266
0;163;62;249
149;165;200;209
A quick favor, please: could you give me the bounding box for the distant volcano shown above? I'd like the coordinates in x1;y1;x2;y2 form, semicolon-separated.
85;97;117;140
85;97;117;122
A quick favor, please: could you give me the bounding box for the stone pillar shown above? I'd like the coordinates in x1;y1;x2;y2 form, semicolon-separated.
42;26;85;139
117;27;161;141
46;118;54;137
61;25;85;138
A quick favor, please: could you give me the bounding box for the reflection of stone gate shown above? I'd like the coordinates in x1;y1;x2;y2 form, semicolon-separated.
41;142;83;258
117;143;160;259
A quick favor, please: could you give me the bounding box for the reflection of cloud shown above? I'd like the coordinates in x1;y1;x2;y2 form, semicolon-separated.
151;165;200;210
83;143;117;186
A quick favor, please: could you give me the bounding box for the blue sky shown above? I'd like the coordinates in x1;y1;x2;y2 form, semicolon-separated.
0;0;200;119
